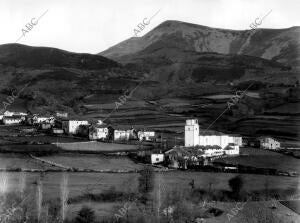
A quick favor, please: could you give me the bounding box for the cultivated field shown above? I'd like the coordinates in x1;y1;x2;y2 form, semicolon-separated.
42;153;144;171
56;141;139;152
1;157;299;222
215;147;300;172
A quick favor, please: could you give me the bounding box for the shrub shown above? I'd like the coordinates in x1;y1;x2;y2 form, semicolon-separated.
229;175;244;199
138;166;154;196
75;206;95;223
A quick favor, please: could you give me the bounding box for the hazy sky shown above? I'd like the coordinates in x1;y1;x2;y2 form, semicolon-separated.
0;0;299;54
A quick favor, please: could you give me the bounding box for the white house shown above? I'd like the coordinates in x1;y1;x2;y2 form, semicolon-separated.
32;116;55;125
62;120;89;134
201;146;224;157
114;129;131;141
150;154;164;164
0;111;27;120
55;112;68;118
3;116;24;125
185;119;242;149
41;123;52;130
52;128;64;134
89;125;109;140
224;143;240;155
138;130;155;141
259;137;280;150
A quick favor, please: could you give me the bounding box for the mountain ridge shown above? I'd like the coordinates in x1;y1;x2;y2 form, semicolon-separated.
99;20;300;67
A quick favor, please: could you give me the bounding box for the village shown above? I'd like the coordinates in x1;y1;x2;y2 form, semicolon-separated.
0;110;288;172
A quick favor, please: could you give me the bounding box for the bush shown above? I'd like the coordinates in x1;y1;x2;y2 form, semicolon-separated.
75;206;95;223
228;175;244;199
138;166;154;195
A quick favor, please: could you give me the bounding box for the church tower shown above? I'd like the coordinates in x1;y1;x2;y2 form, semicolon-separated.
185;119;199;147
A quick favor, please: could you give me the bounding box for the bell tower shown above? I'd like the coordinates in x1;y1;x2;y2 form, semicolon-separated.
185;119;199;147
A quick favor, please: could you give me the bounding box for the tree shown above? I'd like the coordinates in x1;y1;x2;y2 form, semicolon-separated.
138;166;154;201
228;175;244;199
75;206;95;223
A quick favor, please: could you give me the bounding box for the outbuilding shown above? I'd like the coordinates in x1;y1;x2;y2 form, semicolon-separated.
62;120;89;134
259;137;281;150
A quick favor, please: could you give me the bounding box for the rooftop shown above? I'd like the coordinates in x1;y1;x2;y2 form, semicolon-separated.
3;115;23;119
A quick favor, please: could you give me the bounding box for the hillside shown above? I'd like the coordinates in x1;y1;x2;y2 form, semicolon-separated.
98;21;300;140
0;44;146;116
100;20;300;67
0;20;299;141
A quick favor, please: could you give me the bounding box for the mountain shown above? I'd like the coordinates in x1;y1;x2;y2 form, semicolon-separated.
0;44;146;116
0;43;118;69
100;20;300;67
99;21;298;94
98;20;300;140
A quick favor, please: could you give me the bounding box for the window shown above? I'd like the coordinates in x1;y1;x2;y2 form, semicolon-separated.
156;158;159;161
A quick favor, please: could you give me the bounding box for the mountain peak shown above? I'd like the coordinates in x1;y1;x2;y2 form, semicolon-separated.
100;20;299;67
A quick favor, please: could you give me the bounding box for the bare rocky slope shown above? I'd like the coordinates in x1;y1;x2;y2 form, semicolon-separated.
100;20;300;67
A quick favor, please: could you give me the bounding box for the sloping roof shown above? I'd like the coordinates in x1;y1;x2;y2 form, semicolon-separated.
199;130;226;136
3;115;23;119
199;130;241;137
90;124;108;129
257;136;280;142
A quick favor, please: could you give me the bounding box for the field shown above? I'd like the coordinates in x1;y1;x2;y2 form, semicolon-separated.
3;171;300;200
56;141;140;152
41;153;144;171
2;170;300;221
215;147;300;172
0;153;59;170
0;124;87;144
1;150;299;222
0;144;60;153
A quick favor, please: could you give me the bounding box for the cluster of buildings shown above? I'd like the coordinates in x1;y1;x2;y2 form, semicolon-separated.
184;119;242;155
0;111;58;127
0;110;155;142
149;119;243;167
0;109;283;168
156;119;282;168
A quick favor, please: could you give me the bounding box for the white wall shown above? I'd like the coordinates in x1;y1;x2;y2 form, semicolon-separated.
224;144;239;155
89;127;108;140
151;154;164;164
138;131;155;141
260;138;280;150
199;135;242;149
63;120;89;134
184;119;199;147
114;130;130;141
3;119;22;125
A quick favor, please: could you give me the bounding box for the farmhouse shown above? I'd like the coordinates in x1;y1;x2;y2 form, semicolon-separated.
185;119;242;149
33;115;55;125
165;146;205;169
200;145;224;157
138;130;155;141
3;115;24;125
52;128;64;134
224;143;239;155
149;153;164;164
114;129;130;141
259;137;281;150
55;111;68;119
89;124;109;140
62;120;89;134
0;111;27;120
41;123;52;130
113;128;137;141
